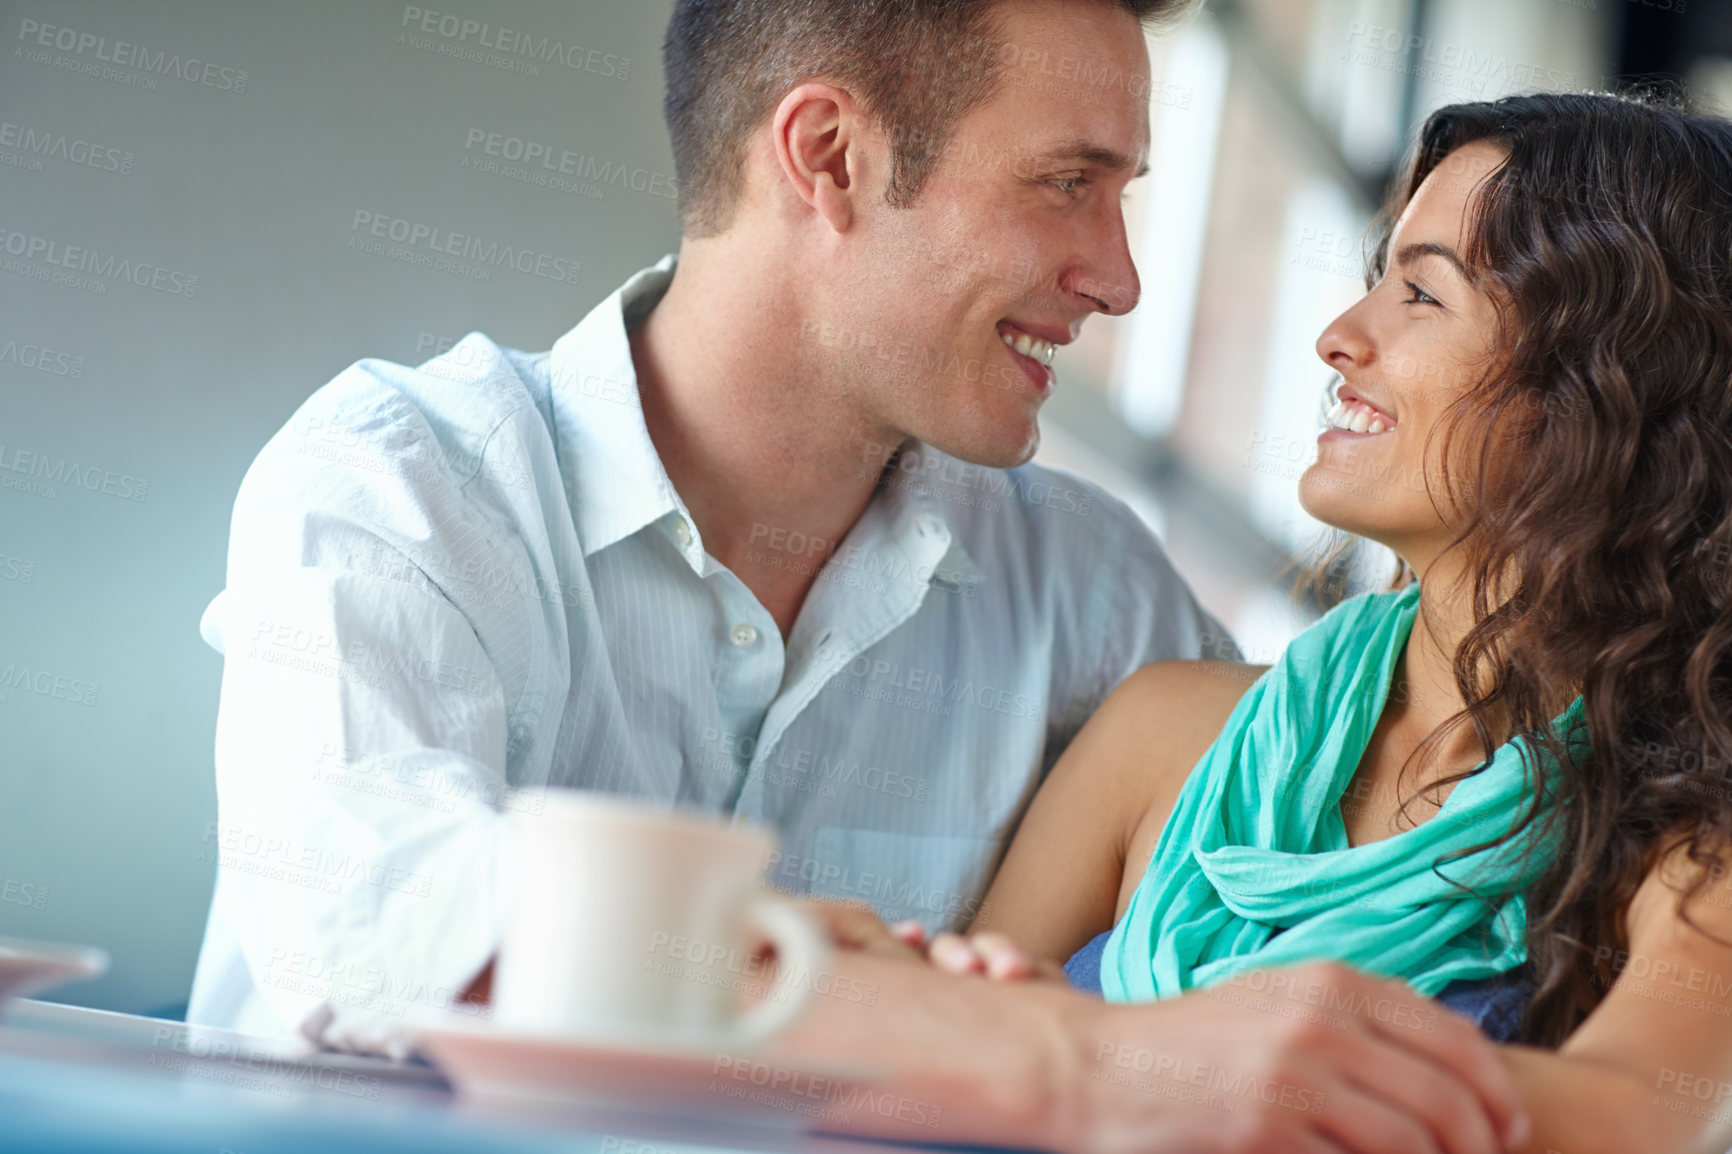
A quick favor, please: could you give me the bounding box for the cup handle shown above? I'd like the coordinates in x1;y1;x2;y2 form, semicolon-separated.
725;896;829;1047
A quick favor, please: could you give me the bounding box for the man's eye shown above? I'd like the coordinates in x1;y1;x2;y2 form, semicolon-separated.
1402;280;1440;306
1049;176;1087;196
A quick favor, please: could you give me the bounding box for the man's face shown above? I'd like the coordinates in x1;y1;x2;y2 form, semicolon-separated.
825;0;1152;469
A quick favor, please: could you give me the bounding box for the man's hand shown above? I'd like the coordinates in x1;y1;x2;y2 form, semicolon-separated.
1065;960;1530;1154
919;928;1070;983
787;897;927;962
783;900;1068;981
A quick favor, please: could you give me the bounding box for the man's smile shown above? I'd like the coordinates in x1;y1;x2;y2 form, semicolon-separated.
995;320;1067;394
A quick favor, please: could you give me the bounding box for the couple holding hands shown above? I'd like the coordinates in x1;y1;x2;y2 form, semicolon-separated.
190;0;1732;1151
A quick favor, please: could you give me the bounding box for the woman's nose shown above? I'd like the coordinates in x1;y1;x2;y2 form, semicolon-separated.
1315;301;1376;374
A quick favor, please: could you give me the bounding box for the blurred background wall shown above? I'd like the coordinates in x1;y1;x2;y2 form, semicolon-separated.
0;0;1723;1017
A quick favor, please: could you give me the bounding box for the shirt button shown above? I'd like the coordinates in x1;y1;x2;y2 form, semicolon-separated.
675;520;693;546
729;623;758;648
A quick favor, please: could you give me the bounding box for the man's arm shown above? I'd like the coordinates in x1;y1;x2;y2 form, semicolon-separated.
757;948;1529;1154
194;380;541;1050
204;559;511;1050
447;880;1527;1152
1038;474;1242;763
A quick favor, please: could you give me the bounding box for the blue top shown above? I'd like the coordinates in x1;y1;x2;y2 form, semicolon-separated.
1065;929;1532;1042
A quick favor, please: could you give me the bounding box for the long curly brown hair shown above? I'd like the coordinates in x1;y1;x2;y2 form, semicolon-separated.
1354;91;1732;1047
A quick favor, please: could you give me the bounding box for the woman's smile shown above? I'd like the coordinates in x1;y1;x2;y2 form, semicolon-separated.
1320;398;1397;438
1322;383;1398;436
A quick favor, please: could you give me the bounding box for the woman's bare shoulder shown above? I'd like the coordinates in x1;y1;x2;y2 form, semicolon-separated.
969;658;1268;954
1098;661;1269;919
1102;659;1268;739
1068;658;1268;803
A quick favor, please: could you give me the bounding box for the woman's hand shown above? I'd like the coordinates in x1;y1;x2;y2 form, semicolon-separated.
902;924;1070;983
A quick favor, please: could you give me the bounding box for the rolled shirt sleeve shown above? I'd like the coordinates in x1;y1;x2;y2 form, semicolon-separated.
190;368;545;1052
1044;484;1243;757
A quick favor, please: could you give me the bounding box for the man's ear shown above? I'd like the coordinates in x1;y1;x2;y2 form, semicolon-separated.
772;82;870;233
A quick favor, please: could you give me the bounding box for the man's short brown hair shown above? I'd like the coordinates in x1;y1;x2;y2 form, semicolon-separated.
662;0;1197;236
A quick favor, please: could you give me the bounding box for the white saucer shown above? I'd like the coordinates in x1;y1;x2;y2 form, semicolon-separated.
416;1018;886;1128
0;937;108;1009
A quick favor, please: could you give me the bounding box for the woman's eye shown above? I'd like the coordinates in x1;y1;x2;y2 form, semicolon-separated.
1402;280;1440;307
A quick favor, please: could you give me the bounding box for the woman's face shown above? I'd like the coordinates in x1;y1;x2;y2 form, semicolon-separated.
1301;140;1508;573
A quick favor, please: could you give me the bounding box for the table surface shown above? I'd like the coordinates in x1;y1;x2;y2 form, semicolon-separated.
0;998;990;1154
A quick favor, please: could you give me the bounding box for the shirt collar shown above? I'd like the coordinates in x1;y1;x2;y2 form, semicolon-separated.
547;256;984;595
875;443;987;593
548;254;693;561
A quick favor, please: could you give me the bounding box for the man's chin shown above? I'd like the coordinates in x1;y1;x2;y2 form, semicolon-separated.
922;424;1040;472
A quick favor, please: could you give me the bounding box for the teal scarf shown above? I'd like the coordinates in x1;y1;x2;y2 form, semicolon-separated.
1101;582;1589;1002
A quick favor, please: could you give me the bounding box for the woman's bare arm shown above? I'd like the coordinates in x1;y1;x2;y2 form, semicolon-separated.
1497;842;1732;1153
967;658;1266;965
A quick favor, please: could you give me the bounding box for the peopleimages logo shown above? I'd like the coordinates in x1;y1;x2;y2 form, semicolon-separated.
0;228;198;297
0;443;149;502
348;210;580;284
16;19;248;92
463;129;677;200
0;121;133;174
0;337;83;378
0;663;100;708
398;7;630;79
1340;22;1577;94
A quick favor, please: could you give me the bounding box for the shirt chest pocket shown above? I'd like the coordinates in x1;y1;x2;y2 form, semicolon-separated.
808;826;1005;934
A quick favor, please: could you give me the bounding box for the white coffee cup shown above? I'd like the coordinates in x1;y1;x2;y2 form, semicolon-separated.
493;789;827;1049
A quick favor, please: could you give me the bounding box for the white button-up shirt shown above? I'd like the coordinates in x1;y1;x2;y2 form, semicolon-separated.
187;255;1237;1048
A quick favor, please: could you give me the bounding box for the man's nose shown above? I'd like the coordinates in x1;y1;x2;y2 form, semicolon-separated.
1072;207;1140;316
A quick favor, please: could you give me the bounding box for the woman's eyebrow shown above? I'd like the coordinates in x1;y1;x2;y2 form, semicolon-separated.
1396;241;1471;279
